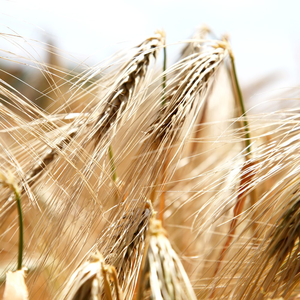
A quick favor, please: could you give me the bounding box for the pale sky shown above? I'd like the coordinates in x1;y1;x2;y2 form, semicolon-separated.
1;0;300;90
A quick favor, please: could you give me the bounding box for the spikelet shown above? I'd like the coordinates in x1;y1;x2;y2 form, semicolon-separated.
7;124;78;204
62;252;123;300
1;30;165;218
100;200;153;299
150;42;227;144
180;25;211;58
135;218;197;300
93;30;165;145
0;103;87;230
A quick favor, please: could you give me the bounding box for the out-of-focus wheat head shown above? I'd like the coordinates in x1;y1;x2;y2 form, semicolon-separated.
62;252;122;300
1;25;300;300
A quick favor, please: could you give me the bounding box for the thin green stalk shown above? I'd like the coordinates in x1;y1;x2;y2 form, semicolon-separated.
229;53;251;156
228;47;258;235
159;44;167;221
108;145;117;182
161;46;167;106
14;190;23;270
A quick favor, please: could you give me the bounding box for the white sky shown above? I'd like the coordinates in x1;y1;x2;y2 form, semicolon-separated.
1;0;300;89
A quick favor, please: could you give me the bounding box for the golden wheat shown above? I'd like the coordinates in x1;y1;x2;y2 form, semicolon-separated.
0;27;300;300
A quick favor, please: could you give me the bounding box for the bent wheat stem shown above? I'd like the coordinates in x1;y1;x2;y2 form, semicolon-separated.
0;170;24;270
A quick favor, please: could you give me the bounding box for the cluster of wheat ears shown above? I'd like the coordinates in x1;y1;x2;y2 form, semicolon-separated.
0;26;299;300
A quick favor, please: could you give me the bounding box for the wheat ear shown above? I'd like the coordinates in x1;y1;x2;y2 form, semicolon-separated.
99;201;153;299
135;217;197;300
63;252;123;300
57;31;165;212
122;42;228;214
93;31;165;145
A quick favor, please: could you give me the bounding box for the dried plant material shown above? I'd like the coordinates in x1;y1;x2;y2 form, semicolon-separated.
47;31;165;211
180;27;213;156
180;25;211;58
0;169;20;194
101;200;153;298
24;127;78;186
214;160;257;276
3;268;28;300
220;193;300;300
257;199;300;299
150;42;227;145
122;42;228;209
63;252;123;300
2;25;300;300
93;31;165;145
3;125;79;214
136;218;196;300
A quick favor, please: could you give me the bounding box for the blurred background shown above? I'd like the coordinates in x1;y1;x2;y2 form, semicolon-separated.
1;0;300;110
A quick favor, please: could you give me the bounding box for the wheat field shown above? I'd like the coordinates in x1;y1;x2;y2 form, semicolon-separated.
0;26;299;299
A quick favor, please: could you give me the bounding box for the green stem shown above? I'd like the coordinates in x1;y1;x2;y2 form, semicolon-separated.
108;145;117;182
14;191;23;270
229;54;251;156
161;46;167;106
